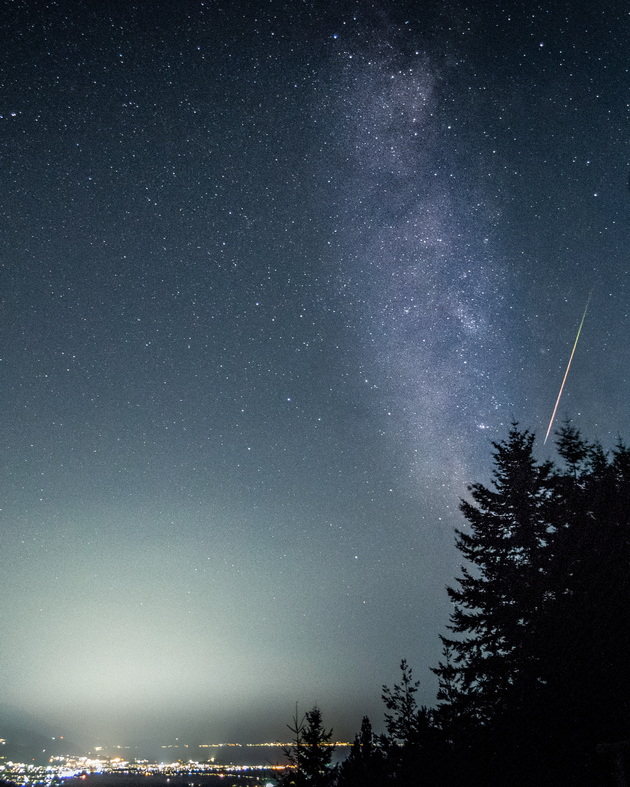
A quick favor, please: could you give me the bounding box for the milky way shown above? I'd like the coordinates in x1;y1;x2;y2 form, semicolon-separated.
323;35;510;501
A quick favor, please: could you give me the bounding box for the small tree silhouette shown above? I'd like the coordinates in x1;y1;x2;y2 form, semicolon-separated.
280;705;336;786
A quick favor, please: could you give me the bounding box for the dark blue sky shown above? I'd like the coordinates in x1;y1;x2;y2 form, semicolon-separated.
1;0;628;750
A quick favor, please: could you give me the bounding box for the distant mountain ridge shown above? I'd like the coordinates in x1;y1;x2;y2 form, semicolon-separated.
0;707;78;763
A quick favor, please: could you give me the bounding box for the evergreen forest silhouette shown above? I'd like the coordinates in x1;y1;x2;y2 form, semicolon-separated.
279;422;630;786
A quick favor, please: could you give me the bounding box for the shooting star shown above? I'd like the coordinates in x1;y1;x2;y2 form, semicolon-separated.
543;292;592;445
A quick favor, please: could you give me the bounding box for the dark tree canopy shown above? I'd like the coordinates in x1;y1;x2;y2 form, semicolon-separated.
336;716;386;787
434;426;555;729
316;422;630;785
432;422;630;784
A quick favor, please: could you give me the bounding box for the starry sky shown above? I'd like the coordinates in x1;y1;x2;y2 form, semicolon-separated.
1;0;629;752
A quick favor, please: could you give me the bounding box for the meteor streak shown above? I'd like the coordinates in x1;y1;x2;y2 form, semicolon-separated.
543;292;592;445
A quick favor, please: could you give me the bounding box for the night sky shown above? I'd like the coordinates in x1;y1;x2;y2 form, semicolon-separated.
1;0;629;751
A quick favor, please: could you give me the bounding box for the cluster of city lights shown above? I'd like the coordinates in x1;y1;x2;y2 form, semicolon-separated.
0;734;352;786
0;754;287;786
